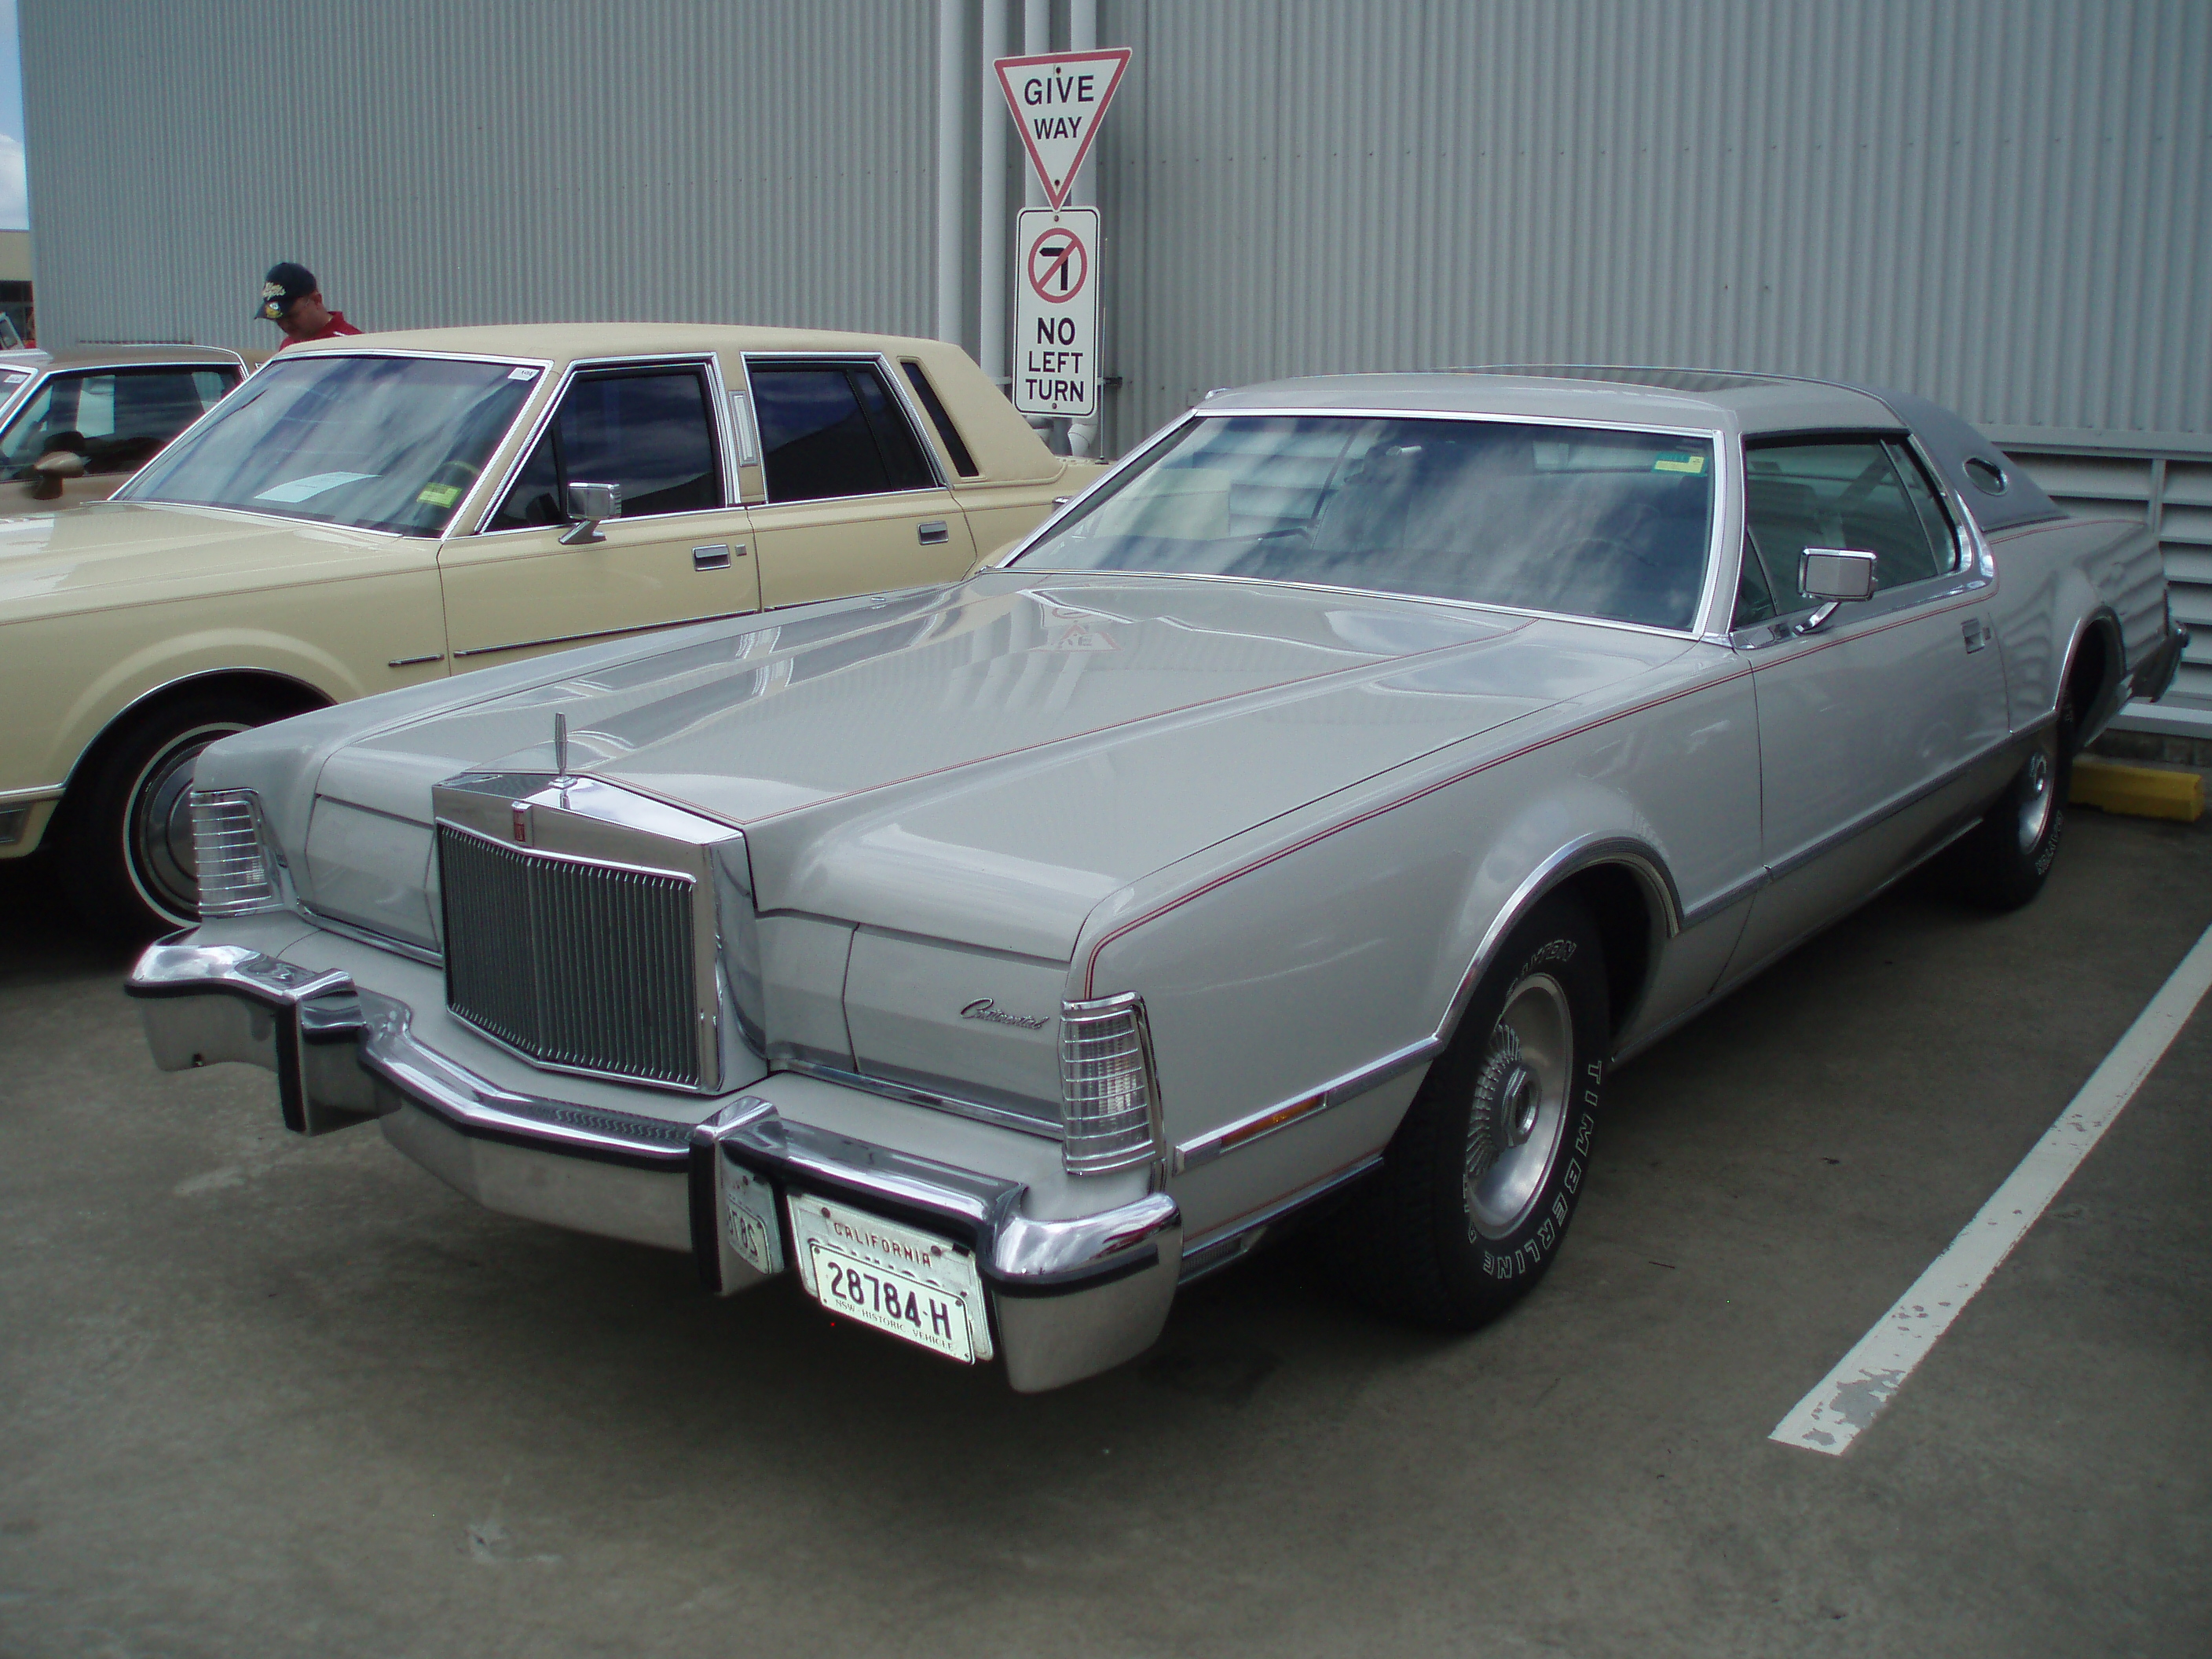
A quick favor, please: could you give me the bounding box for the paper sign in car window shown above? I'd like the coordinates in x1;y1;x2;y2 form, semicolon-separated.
255;471;376;504
416;483;463;508
1652;452;1707;474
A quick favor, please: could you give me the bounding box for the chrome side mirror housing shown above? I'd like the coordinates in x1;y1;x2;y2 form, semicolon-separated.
1795;547;1878;633
559;479;621;545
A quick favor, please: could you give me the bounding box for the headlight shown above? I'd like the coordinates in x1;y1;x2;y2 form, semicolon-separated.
1058;991;1163;1174
191;789;282;917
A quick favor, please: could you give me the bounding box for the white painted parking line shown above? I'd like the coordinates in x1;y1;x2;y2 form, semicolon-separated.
1771;921;2212;1457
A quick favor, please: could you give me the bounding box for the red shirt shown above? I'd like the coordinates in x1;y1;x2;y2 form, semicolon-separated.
275;310;363;350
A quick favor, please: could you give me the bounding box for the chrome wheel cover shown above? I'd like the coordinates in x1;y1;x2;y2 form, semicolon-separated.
2016;732;2057;855
1463;972;1573;1240
125;721;248;924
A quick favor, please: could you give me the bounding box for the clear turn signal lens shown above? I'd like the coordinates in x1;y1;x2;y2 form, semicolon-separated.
1058;991;1163;1174
191;789;280;917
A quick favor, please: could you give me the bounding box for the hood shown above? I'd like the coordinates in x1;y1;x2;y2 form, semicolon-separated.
309;575;1686;960
0;499;400;618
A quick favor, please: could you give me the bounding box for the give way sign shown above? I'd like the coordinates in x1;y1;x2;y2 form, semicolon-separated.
993;48;1131;210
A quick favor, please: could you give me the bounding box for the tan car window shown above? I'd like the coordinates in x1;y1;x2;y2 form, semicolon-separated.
901;361;979;477
0;366;234;478
750;361;935;503
489;365;723;530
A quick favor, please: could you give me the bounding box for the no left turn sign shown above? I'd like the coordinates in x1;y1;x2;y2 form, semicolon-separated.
1026;223;1089;304
1013;207;1099;419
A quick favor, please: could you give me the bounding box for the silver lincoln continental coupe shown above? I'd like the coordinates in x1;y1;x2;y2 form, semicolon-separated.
130;368;2185;1390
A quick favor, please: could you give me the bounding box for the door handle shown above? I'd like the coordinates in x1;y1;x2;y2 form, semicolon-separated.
1961;617;1991;653
694;544;742;570
917;521;949;545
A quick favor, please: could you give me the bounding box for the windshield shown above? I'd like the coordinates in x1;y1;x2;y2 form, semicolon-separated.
1014;415;1718;630
119;353;539;536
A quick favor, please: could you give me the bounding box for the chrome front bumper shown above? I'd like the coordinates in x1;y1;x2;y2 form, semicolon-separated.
128;939;1182;1393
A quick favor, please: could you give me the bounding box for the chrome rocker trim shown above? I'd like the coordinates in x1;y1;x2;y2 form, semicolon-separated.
127;939;1182;1392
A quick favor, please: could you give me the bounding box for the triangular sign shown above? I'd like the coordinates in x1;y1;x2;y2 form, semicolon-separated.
993;48;1131;211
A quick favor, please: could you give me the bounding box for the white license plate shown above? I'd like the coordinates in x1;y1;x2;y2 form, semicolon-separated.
786;1195;987;1364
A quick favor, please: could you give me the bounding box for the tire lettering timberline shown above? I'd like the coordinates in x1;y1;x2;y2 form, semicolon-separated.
1080;665;1754;997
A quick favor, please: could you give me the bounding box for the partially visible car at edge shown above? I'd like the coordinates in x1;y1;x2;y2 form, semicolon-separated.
0;323;1102;928
129;366;2185;1392
0;345;248;512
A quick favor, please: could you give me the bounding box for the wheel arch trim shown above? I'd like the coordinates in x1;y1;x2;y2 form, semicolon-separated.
60;665;337;794
1432;833;1683;1058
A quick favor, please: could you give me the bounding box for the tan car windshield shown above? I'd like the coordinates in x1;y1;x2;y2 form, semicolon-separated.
1017;415;1716;631
121;354;537;537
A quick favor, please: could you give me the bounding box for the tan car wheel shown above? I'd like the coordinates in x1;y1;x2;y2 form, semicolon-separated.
64;694;282;936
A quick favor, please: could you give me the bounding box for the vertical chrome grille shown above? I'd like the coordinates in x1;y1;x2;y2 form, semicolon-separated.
439;825;703;1089
191;789;280;916
1058;991;1163;1174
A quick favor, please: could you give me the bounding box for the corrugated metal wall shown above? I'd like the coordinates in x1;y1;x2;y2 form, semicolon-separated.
1092;0;2210;449
22;0;939;347
22;1;2211;701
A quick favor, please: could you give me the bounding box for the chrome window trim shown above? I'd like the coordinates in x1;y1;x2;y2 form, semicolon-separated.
114;346;555;537
739;350;953;500
466;351;733;538
1005;407;1730;640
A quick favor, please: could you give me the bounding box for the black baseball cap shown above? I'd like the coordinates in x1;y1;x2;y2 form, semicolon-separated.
257;262;317;322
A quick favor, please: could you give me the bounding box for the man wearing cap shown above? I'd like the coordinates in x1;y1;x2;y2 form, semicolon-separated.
258;262;361;349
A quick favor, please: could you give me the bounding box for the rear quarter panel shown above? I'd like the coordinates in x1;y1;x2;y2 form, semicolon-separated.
1987;513;2163;731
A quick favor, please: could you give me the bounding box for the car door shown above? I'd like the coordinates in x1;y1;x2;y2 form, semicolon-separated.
1726;433;2010;975
742;356;979;609
0;365;238;509
439;358;760;668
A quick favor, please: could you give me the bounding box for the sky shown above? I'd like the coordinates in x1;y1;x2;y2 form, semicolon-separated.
0;0;25;232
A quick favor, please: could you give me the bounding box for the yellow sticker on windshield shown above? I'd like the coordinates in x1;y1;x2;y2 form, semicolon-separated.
1652;452;1706;474
416;483;463;507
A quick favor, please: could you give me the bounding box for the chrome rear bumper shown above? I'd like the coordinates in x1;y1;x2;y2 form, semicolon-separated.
128;939;1181;1393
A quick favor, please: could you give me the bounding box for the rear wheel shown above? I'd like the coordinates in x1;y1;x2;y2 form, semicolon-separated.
1950;691;2073;911
1328;892;1610;1327
62;693;284;936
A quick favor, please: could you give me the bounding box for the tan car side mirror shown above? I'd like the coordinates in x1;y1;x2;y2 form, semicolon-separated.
559;480;621;546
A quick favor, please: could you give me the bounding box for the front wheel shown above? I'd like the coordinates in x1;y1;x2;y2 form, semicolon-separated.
1328;892;1610;1328
62;694;279;936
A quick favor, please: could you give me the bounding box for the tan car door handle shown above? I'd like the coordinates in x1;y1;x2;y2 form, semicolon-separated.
917;521;950;546
693;544;742;570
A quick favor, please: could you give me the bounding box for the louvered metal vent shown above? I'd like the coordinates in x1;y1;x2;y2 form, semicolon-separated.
438;825;704;1089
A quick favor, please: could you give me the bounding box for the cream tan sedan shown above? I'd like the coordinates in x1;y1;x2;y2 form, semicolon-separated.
0;345;249;511
0;323;1102;931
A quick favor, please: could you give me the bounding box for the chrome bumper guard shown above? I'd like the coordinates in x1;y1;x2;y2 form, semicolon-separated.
127;940;1181;1392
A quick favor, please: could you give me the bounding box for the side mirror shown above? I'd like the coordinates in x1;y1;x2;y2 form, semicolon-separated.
1799;548;1877;602
1794;547;1877;634
559;480;621;545
34;449;88;480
